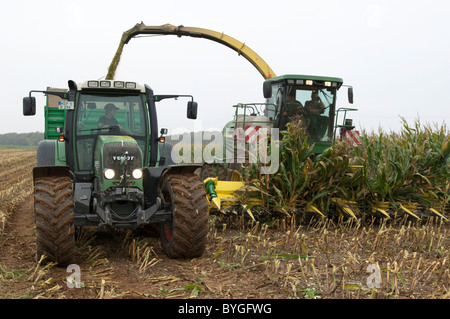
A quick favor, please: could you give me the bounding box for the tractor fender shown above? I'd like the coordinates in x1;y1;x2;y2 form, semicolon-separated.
33;139;73;184
160;164;202;177
36;140;56;167
158;142;175;166
143;164;202;208
32;166;75;185
36;139;66;167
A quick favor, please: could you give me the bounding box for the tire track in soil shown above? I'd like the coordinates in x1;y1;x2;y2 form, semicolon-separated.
0;194;37;297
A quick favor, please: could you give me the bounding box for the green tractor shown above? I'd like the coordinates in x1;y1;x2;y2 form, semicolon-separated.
23;79;209;265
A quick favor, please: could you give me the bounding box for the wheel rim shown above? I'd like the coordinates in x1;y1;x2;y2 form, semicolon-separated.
164;224;173;242
162;191;173;242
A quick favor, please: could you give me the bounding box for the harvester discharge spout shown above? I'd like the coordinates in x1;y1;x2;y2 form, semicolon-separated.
106;22;276;80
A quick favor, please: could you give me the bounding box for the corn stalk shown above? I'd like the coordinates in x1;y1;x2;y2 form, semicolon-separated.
247;119;449;219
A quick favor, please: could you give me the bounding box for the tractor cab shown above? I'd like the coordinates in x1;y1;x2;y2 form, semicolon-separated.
74;81;150;174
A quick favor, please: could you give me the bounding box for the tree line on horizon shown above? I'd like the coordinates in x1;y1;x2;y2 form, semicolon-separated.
0;132;43;147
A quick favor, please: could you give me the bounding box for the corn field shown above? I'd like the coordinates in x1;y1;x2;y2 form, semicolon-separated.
0;122;449;299
0;148;35;233
247;119;449;222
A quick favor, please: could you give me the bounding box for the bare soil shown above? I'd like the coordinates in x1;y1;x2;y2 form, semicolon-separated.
0;195;287;299
0;194;449;301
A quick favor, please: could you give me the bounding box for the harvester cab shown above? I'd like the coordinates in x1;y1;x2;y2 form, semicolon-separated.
23;79;209;265
262;74;357;153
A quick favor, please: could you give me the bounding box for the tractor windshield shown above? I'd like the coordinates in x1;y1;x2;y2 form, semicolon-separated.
279;86;337;143
75;93;148;171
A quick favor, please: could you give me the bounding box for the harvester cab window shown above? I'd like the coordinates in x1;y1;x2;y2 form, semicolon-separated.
264;84;279;120
287;87;336;142
75;94;147;171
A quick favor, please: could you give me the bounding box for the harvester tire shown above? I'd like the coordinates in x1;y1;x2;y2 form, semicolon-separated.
159;172;209;258
34;176;75;266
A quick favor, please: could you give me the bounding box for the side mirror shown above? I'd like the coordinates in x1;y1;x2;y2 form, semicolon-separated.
348;86;354;104
23;96;36;116
160;128;168;135
263;81;272;99
187;101;198;119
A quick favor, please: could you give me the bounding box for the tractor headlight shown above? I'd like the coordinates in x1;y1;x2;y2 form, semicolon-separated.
132;168;143;179
104;169;115;180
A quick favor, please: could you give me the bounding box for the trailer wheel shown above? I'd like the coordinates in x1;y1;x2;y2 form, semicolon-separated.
159;172;209;258
34;176;75;266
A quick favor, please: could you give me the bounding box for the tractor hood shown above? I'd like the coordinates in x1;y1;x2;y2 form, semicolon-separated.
94;135;143;191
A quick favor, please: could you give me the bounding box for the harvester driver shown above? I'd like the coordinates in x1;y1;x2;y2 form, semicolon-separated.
305;91;327;140
280;93;306;130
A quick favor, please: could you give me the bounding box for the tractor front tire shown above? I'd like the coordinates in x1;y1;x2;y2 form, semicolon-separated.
34;176;75;266
200;163;228;181
159;172;209;259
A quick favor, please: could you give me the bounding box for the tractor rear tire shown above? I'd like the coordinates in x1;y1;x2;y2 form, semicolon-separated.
159;172;209;259
34;176;75;266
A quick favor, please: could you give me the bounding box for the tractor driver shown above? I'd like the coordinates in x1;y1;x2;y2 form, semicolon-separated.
98;103;120;129
98;103;132;134
304;91;328;140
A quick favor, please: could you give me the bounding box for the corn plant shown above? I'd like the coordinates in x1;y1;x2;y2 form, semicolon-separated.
247;118;449;220
353;119;449;213
247;120;314;214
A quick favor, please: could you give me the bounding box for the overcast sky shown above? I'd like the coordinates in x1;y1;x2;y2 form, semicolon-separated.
1;0;449;135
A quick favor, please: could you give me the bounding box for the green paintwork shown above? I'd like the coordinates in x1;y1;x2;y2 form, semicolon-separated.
44;107;66;140
311;142;332;154
94;135;144;191
55;140;66;166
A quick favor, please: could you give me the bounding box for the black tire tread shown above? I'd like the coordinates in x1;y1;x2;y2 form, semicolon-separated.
160;172;209;258
34;176;75;265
